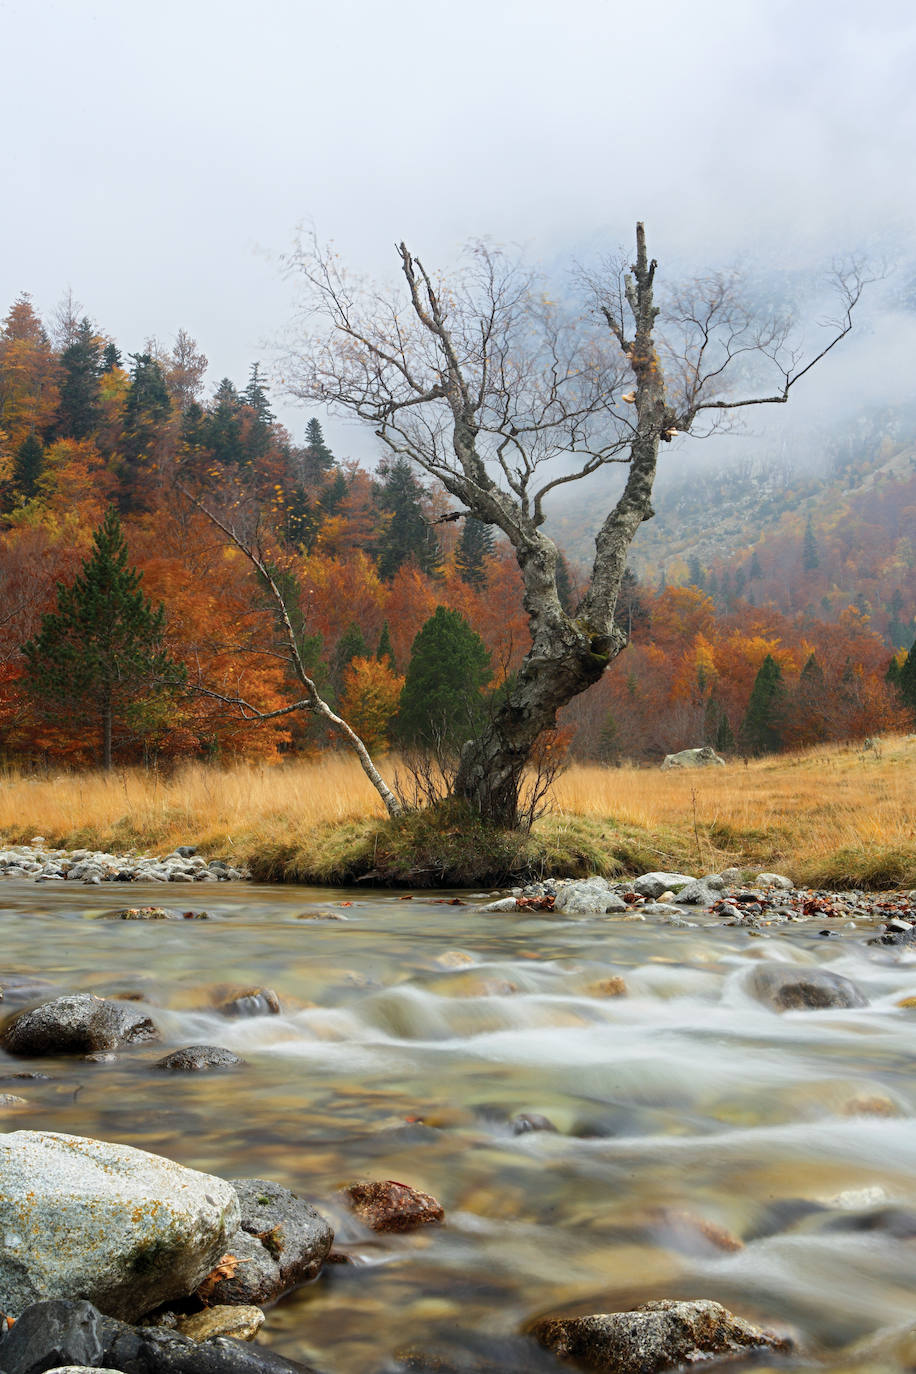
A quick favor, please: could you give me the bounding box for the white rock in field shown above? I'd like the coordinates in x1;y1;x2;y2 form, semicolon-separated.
0;1131;240;1320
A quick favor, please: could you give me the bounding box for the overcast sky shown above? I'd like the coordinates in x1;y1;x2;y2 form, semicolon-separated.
3;0;915;456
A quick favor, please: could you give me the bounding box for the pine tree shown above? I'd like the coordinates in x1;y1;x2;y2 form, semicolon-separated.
687;554;704;589
614;566;648;637
100;341;122;373
748;550;763;580
715;710;735;754
57;317;102;439
395;606;491;753
376;621;395;669
11;433;44;501
802;517;819;571
22;509;184;769
333;623;368;694
455;517;495;588
740;654;785;755
376;455;441;580
898;635;916;715
301;417;336;483
202;378;244;465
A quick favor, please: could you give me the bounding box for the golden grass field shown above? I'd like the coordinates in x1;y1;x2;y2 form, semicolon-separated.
0;735;913;887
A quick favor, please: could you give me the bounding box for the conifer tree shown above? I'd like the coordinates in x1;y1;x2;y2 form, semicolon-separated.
395;606;491;752
301;417;336;482
376;455;441;580
23;509;184;769
455;516;494;588
333;623;368;694
376;621;395;669
11;433;44;501
57;317;102;439
898;635;916;716
802;517;820;571
740;653;785;755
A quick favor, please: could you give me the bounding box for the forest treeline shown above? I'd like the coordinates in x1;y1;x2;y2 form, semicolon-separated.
0;293;913;771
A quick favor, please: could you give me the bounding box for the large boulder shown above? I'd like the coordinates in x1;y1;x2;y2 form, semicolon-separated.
0;1298;321;1374
747;964;869;1011
2;994;159;1056
531;1299;791;1373
0;1132;239;1321
201;1178;333;1306
660;747;726;770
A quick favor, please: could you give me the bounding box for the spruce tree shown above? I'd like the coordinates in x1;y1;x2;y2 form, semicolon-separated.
456;516;495;588
376;621;395;669
395;606;491;753
802;517;820;571
740;654;785;755
11;433;44;501
376;456;441;580
687;554;704;588
57;317;102;439
333;623;368;694
23;509;184;769
898;635;916;715
301;418;336;482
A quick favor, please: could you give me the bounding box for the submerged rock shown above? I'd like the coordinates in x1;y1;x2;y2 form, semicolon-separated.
218;988;280;1018
344;1178;444;1232
747;964;868;1011
200;1178;333;1306
155;1047;246;1072
2;993;159;1056
531;1299;792;1373
0;1132;239;1321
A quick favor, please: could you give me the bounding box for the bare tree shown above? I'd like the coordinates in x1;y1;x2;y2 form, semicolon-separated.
281;224;867;828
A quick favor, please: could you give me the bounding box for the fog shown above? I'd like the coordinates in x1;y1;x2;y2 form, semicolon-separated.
2;0;915;463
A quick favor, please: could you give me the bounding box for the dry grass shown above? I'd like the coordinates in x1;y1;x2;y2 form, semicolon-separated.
0;736;913;887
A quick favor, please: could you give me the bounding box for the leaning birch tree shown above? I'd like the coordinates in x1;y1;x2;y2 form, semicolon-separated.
282;224;865;829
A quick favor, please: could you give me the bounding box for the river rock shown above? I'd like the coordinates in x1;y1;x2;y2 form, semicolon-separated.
218;989;280;1018
201;1178;333;1306
2;994;159;1056
673;880;716;905
0;1298;322;1374
155;1047;246;1072
0;1132;240;1321
747;963;869;1011
755;873;794;889
632;873;694;899
176;1305;264;1341
553;879;627;915
531;1299;792;1373
344;1178;444;1232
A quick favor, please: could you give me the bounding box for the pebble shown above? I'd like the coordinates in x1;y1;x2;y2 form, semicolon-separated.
0;843;248;884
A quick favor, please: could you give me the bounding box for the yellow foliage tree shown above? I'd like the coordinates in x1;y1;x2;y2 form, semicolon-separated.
337;655;405;753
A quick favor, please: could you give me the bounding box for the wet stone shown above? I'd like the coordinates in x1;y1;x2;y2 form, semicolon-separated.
155;1046;246;1072
219;988;281;1018
2;993;159;1056
510;1113;559;1136
531;1299;792;1374
747;963;868;1011
344;1178;445;1232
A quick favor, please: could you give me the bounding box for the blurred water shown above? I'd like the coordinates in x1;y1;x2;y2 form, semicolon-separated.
1;881;914;1371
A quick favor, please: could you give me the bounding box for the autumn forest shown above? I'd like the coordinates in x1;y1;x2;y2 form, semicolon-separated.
1;291;914;774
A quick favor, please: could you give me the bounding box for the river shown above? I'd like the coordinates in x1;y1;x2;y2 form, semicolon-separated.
1;881;914;1371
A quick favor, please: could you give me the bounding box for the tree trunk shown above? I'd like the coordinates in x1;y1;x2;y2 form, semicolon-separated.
453;224;669;830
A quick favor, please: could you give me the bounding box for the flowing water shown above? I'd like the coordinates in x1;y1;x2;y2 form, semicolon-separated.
1;882;915;1372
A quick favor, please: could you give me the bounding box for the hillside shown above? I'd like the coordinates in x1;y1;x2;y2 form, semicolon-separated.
549;413;916;649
